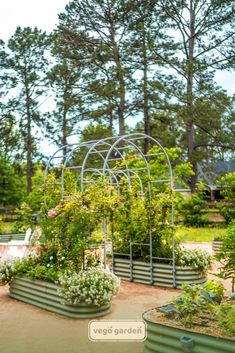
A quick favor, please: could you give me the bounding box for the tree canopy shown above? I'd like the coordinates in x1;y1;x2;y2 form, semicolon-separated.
0;0;235;198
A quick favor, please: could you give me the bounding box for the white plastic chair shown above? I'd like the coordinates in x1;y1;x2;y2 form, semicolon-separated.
8;228;32;245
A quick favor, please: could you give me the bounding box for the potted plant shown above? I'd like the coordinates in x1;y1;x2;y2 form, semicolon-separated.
143;280;235;353
212;233;224;254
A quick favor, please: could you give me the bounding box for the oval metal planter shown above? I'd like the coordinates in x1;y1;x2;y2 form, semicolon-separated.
113;257;207;288
143;311;235;353
212;240;224;254
9;276;111;319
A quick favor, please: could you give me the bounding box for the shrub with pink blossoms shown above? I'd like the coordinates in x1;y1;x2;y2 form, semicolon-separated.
47;209;58;218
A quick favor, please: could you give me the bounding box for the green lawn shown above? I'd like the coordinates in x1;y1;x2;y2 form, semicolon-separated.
175;226;227;242
0;221;17;233
0;221;227;243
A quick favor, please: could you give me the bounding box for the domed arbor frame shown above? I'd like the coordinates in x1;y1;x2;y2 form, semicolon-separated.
44;133;176;287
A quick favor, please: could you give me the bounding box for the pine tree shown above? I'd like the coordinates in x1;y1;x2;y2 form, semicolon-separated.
126;0;177;151
58;0;131;135
159;0;235;190
5;27;51;193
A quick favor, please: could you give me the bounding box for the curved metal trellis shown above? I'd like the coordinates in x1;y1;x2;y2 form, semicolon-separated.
44;133;176;287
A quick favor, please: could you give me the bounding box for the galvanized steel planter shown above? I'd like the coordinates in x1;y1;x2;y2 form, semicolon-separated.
9;276;111;318
212;240;224;254
0;233;25;243
113;257;207;288
143;311;235;353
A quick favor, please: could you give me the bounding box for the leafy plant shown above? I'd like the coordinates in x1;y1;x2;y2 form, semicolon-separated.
215;222;235;292
157;281;235;336
38;181;119;271
217;304;235;336
112;184;174;260
27;265;59;282
203;280;225;303
14;258;35;274
57;269;120;306
13;258;58;282
158;282;216;328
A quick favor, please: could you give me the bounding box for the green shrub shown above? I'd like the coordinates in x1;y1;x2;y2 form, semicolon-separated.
14;258;35;274
177;194;209;227
216;172;235;223
13;258;62;283
215;222;235;292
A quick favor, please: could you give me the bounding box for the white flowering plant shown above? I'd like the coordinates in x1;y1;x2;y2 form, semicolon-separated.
0;260;16;286
176;248;213;274
57;269;120;306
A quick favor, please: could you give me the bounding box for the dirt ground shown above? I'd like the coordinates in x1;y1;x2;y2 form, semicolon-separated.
0;241;232;353
0;281;179;353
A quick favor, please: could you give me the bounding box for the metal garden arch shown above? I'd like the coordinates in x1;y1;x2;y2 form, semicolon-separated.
44;133;176;287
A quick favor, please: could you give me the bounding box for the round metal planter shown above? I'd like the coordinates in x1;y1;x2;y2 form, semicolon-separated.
212;240;224;254
9;276;111;319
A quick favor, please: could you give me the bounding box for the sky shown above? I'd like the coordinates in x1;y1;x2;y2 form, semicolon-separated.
0;0;69;41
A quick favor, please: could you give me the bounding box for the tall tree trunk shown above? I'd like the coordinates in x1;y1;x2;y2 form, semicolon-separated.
26;90;32;194
62;104;68;161
108;108;114;134
110;23;126;136
115;57;125;136
143;26;150;153
186;0;197;192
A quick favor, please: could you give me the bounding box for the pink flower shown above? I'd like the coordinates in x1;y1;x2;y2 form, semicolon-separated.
48;209;58;217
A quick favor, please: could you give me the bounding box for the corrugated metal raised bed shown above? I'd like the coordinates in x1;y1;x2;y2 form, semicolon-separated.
9;276;111;318
143;312;235;353
212;240;224;254
0;233;25;243
113;257;207;288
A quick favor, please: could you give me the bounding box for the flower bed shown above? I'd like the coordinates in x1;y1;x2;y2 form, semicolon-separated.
0;259;120;319
9;276;111;319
